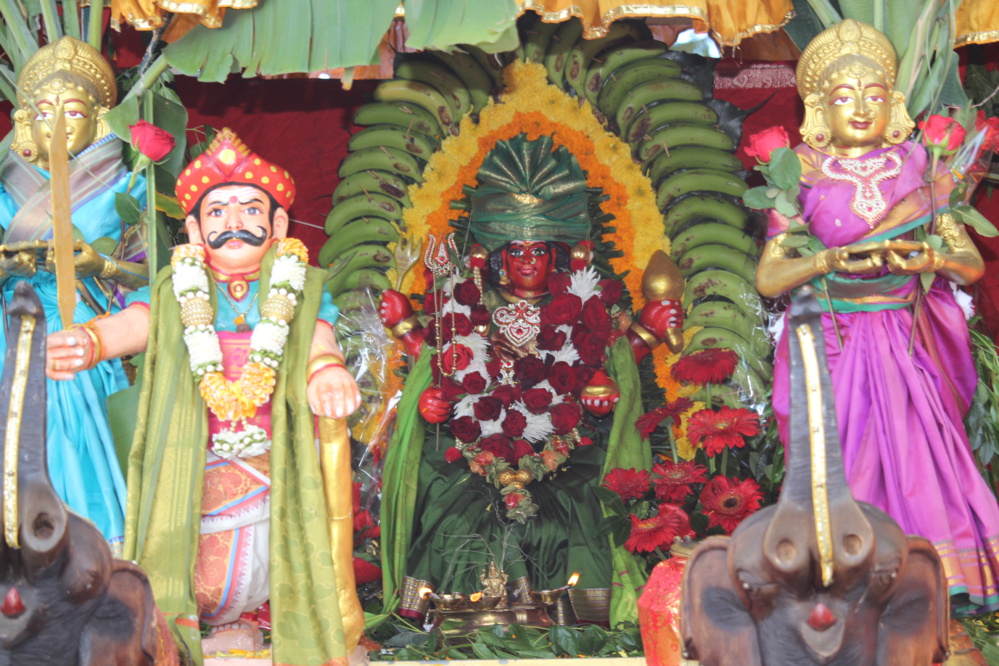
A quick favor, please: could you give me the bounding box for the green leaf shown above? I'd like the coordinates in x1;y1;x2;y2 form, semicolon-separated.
920;270;935;293
155;193;186;220
951;181;970;207
103;96;140;145
952;204;999;237
774;193;799;218
115;193;143;226
742;186;775;210
780;234;811;249
150;91;189;183
924;234;944;251
768;146;802;190
549;625;580;656
593;485;628;515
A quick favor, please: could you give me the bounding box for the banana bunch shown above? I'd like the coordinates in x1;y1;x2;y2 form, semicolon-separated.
323;44;507;310
513;12;771;399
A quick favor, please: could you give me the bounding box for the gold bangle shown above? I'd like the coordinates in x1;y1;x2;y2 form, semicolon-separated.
99;256;117;279
814;251;831;276
307;354;345;383
390;314;419;339
72;323;103;369
629;321;659;349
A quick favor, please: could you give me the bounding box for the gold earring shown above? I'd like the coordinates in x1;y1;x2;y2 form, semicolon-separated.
498;269;510;287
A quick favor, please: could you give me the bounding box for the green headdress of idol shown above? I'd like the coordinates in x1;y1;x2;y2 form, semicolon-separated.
468;134;590;252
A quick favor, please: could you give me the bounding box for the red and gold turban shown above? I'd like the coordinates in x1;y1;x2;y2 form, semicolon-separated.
175;128;296;215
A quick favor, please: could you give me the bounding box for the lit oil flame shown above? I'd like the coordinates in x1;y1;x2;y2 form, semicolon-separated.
469;592;483;602
567;572;580;587
418;586;434;599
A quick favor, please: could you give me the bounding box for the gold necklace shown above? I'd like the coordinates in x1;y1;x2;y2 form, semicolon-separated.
217;285;259;333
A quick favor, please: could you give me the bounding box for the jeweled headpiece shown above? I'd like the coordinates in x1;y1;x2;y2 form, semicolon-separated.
468;135;589;252
795;19;898;102
175;128;296;215
15;37;116;110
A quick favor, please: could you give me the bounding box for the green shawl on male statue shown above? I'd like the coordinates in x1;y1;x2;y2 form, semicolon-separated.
378;336;650;626
123;244;347;666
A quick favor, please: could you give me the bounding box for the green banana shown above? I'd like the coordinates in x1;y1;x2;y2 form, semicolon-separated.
321;241;395;275
647;146;743;185
332;289;379;314
684;301;770;359
596;58;683;118
730;363;770;399
430;49;493;112
522;13;562;63
332;169;412;208
324;193;404;235
663;194;750;238
353;102;443;138
394;60;471;127
637;124;736;163
347;125;439;161
656;169;748;211
615;79;705;132
674;243;758;286
327;217;400;250
564;21;644;97
462;44;507;87
670;222;758;259
684;326;772;379
683;269;764;320
325;267;394;297
543;18;584;90
582;40;669;108
373;79;457;133
338;146;424;183
624;101;718;144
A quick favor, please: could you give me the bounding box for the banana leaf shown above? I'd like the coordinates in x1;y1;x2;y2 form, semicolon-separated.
403;0;520;53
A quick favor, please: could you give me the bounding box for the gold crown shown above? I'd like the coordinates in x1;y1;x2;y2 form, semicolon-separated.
16;37;116;109
795;19;898;101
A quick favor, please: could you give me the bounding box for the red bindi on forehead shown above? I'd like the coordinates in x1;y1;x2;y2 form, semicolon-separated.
229;196;239;204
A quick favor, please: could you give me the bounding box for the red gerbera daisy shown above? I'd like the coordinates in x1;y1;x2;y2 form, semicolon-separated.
700;476;763;534
686;406;761;457
624;503;692;553
634;397;695;439
602;468;651;502
652;459;708;502
670;349;740;385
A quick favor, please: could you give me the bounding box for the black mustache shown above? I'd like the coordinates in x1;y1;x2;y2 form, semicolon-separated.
206;228;268;249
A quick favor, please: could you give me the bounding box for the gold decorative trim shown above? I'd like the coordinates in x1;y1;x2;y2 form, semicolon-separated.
956;30;999;47
4;315;36;549
796;321;833;588
710;10;795;48
518;2;709;39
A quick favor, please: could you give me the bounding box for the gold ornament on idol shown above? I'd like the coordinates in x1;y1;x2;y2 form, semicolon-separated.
171;239;308;425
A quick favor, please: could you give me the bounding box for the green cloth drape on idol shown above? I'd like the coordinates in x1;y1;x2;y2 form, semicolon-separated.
123;244;347;666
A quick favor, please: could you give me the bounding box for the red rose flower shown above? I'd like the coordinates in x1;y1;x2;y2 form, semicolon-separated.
439;343;473;374
353;557;382;585
423;290;444;315
514;356;547;387
549;362;578;395
598;279;623;305
602;467;651;501
502;409;528;438
548;272;572;296
578;436;594;446
624;504;693;554
461;371;487;395
976;110;999;153
542;293;583;326
449;416;482;443
523;387;554;414
354;509;375;532
550;402;582;434
472;451;495;468
536;327;567;352
582;296;612;333
440;376;465;401
486;357;502;380
491;384;521;407
440;313;473;340
129;119;177;162
652;459;708;502
573;329;607;366
479;434;514;462
444;446;464;463
453;280;481;306
505;492;525;509
700;476;763;534
687;406;761;457
670;349;740;385
473;396;503;422
744;125;790;163
470;305;491;328
512;439;535;460
919;114;966;154
635;398;694;439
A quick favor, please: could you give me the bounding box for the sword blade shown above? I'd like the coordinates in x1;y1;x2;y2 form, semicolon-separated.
49;113;76;330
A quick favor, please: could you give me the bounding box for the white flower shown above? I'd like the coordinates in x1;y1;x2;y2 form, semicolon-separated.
184;329;223;371
173;263;211;296
250;320;290;355
211;425;271;460
272;255;307;291
522;409;554;443
568;266;600;302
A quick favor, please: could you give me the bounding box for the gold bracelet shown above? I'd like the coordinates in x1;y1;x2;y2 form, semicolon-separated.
813;251;831;276
98;256;117;279
390;314;419;339
629;321;659;349
72;323;103;369
307;354;346;383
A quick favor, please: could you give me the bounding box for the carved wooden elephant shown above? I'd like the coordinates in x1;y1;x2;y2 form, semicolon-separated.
0;281;177;665
680;291;948;666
